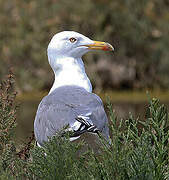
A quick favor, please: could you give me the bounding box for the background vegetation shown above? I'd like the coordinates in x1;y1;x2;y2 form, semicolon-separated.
1;0;169;92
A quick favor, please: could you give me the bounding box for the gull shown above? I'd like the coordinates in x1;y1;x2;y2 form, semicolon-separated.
34;31;114;146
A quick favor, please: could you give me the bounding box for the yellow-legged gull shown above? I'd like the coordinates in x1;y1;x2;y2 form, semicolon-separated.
34;31;114;146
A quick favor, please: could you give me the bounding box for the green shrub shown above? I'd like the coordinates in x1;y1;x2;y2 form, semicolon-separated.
26;98;168;180
0;72;32;179
0;74;168;179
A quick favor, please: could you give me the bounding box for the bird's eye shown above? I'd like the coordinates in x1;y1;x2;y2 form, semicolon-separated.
69;37;77;43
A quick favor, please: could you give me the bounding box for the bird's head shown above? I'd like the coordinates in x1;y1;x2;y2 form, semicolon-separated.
47;31;114;62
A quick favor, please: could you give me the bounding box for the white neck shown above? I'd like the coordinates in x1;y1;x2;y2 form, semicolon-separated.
49;57;92;94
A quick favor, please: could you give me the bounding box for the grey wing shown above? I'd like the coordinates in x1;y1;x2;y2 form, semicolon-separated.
73;96;109;139
34;86;109;146
34;101;77;146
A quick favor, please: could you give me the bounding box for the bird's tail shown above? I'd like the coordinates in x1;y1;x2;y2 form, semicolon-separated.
71;116;99;138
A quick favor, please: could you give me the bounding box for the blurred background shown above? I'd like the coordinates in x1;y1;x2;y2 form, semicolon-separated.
0;0;169;141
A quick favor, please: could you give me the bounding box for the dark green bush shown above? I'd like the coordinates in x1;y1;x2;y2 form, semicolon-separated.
0;74;168;179
0;72;18;179
0;73;32;179
27;99;169;180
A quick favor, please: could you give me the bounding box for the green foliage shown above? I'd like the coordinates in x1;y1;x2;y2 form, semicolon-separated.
27;99;168;180
0;72;18;179
0;74;168;179
29;135;89;179
0;73;32;179
0;0;169;91
0;72;17;151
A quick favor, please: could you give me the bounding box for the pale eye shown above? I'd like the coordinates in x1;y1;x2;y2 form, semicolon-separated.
69;37;77;43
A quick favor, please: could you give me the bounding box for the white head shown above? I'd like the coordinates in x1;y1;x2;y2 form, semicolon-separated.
47;31;114;68
47;31;114;93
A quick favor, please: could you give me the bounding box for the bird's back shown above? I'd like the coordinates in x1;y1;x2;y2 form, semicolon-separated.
34;85;109;146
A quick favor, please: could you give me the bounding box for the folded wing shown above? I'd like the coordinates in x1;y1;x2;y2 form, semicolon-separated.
34;85;109;146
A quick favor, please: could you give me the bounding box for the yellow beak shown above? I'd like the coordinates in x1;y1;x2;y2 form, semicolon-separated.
84;41;114;51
